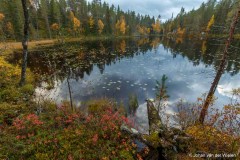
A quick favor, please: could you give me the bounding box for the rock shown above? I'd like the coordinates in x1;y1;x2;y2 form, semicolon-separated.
131;128;139;134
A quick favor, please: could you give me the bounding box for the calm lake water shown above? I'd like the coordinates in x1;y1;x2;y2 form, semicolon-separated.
8;37;240;127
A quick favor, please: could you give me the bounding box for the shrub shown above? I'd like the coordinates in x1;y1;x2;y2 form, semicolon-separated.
0;101;137;159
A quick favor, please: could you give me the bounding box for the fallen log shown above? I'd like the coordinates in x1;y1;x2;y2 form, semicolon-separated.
121;99;193;159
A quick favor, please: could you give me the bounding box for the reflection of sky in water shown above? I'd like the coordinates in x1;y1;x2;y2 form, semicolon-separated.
35;43;240;130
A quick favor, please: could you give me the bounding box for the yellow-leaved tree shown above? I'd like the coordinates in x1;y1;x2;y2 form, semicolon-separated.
206;15;215;32
51;23;60;38
137;25;150;35
177;26;186;36
115;16;126;35
89;16;94;29
73;17;80;31
152;18;161;33
97;19;104;34
51;23;59;31
69;11;81;36
0;13;4;21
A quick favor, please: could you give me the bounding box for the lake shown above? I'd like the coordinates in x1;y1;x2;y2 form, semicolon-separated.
8;37;240;128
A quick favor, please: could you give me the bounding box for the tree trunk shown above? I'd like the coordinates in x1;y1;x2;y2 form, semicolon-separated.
146;99;163;135
67;70;73;111
45;14;52;39
19;0;29;86
199;6;240;124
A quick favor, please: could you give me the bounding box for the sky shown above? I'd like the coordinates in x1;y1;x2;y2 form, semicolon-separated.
88;0;208;21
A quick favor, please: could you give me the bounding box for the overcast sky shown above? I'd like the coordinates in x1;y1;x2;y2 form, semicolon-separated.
88;0;208;21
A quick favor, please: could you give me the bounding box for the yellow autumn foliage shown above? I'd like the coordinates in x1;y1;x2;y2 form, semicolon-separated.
150;38;160;49
137;38;149;46
186;125;240;154
89;16;94;29
206;15;215;32
69;11;81;31
6;22;14;34
137;25;150;35
201;41;207;55
152;18;161;33
0;13;4;21
51;23;59;31
119;40;126;53
73;17;80;31
177;27;186;36
0;57;20;77
115;16;126;35
98;19;104;34
119;17;126;34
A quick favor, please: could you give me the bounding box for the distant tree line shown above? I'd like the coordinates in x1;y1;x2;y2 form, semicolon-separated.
1;0;239;41
0;0;162;41
163;0;240;37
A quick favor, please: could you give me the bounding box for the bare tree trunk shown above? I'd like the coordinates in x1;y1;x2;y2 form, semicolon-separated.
45;14;52;39
199;6;240;124
67;69;73;110
19;0;29;86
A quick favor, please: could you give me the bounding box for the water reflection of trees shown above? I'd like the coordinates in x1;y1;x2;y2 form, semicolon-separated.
7;37;162;84
7;37;239;86
161;38;240;76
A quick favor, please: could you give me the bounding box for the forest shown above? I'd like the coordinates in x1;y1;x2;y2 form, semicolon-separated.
1;0;240;41
0;0;240;159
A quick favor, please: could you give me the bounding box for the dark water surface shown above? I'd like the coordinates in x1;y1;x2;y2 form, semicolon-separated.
8;37;240;117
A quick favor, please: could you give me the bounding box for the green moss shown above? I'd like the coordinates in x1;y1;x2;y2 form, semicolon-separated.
143;132;162;148
120;150;134;159
20;84;34;94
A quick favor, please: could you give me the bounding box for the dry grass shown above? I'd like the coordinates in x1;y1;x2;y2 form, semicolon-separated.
0;39;56;56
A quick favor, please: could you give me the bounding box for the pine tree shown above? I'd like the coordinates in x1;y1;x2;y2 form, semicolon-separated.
40;0;52;38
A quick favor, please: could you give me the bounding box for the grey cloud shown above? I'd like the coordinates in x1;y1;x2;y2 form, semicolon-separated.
89;0;208;21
